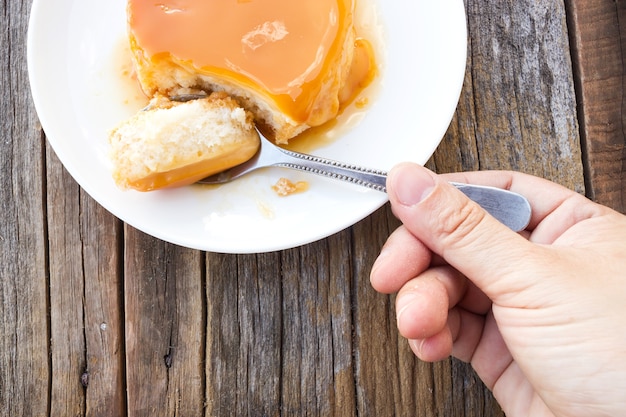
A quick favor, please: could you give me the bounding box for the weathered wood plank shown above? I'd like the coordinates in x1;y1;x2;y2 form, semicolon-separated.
434;0;584;192
46;147;126;416
203;253;241;414
205;235;358;417
565;0;626;212
0;0;50;415
124;229;205;416
351;208;411;416
204;252;283;416
317;230;358;416
81;193;126;416
279;233;356;416
47;146;88;416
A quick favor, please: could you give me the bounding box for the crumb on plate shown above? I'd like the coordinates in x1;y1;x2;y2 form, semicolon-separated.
272;178;309;196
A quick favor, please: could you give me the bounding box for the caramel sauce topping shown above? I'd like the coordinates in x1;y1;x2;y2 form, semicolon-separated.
127;0;359;122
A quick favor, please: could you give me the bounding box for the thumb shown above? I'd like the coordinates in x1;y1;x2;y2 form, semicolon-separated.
386;163;541;299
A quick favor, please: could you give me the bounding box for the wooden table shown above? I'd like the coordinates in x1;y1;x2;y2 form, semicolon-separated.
3;0;625;415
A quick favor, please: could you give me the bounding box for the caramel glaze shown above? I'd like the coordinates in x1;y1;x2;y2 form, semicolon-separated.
127;0;375;125
127;139;260;191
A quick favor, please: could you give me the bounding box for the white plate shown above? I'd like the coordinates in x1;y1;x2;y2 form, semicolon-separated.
27;0;467;253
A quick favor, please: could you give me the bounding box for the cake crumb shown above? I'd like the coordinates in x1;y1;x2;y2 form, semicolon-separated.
272;178;309;196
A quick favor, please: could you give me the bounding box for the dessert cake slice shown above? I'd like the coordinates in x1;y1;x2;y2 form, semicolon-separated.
127;0;358;143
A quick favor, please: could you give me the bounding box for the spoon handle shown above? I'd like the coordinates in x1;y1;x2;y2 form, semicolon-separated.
450;182;532;232
273;148;531;232
273;146;388;191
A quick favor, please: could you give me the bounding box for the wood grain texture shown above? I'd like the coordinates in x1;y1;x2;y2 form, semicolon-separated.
47;144;88;416
124;228;205;416
3;0;618;415
279;239;354;416
81;192;125;415
0;1;49;415
565;0;626;212
432;0;584;193
204;251;282;416
46;146;126;416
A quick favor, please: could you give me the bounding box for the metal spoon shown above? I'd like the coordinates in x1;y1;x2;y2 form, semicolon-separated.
198;128;532;232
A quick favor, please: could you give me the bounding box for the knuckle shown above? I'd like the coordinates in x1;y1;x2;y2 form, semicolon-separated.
432;201;487;249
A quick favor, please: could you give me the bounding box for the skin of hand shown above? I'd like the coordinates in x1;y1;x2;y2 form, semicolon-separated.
369;162;626;417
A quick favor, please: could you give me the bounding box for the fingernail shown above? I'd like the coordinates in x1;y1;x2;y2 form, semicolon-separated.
396;292;419;326
409;339;423;356
390;164;436;206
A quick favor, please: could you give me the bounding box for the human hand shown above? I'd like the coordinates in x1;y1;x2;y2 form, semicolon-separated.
370;163;626;417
